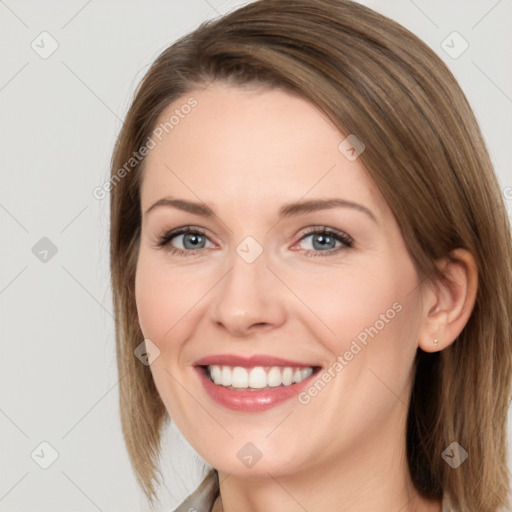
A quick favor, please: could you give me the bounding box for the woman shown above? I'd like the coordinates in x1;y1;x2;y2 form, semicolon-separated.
109;0;512;510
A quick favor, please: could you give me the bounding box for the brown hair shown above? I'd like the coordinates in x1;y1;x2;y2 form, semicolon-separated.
109;0;512;509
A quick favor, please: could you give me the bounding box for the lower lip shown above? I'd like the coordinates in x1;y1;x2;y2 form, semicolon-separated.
195;367;317;412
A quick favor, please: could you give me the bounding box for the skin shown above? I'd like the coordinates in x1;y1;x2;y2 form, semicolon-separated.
135;83;478;512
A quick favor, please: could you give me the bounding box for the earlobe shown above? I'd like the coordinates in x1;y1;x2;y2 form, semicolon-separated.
418;249;478;353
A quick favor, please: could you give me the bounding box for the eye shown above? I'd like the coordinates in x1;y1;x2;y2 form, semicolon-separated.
155;225;353;258
294;227;353;257
155;227;215;256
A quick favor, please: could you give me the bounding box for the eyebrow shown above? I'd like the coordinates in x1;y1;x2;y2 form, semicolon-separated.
145;197;377;223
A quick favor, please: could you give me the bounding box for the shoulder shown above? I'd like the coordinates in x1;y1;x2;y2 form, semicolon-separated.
172;474;455;512
172;469;219;512
441;492;456;512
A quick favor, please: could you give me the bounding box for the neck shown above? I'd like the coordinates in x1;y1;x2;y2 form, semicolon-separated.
214;461;441;512
212;409;442;512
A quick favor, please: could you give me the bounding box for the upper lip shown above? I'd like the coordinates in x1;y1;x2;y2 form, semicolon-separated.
194;354;319;368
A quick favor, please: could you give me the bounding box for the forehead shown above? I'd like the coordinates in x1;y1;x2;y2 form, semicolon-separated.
140;83;386;218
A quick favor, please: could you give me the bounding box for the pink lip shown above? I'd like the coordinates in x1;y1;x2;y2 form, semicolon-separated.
193;354;320;412
194;354;315;368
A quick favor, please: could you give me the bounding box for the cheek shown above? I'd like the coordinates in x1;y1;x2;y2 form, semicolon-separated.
282;261;407;340
135;254;188;342
134;256;199;414
134;251;218;355
295;255;420;367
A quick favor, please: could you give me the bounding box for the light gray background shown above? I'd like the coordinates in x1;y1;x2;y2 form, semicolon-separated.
1;1;511;511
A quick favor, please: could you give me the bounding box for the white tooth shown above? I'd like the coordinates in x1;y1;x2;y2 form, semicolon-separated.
282;367;293;386
221;366;232;386
210;365;222;385
301;367;313;380
209;365;313;388
293;369;303;383
231;366;249;388
267;366;282;387
249;367;267;389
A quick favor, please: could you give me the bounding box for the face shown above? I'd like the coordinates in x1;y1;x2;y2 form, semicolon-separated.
135;83;425;478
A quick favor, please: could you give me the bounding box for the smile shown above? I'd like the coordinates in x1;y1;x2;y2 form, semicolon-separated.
193;354;321;412
206;365;314;390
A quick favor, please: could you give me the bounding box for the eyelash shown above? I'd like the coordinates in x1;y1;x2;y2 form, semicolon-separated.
155;226;354;258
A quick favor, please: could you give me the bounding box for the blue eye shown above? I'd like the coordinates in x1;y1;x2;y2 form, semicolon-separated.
173;232;206;250
295;227;353;257
156;227;212;255
156;226;353;257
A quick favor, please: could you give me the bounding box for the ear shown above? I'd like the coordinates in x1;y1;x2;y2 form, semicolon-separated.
417;249;478;353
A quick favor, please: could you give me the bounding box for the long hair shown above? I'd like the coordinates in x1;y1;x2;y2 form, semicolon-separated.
109;1;512;509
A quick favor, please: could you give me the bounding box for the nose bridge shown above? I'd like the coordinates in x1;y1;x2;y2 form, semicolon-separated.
211;238;287;335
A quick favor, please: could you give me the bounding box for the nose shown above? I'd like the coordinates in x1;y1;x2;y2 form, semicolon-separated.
210;247;288;337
